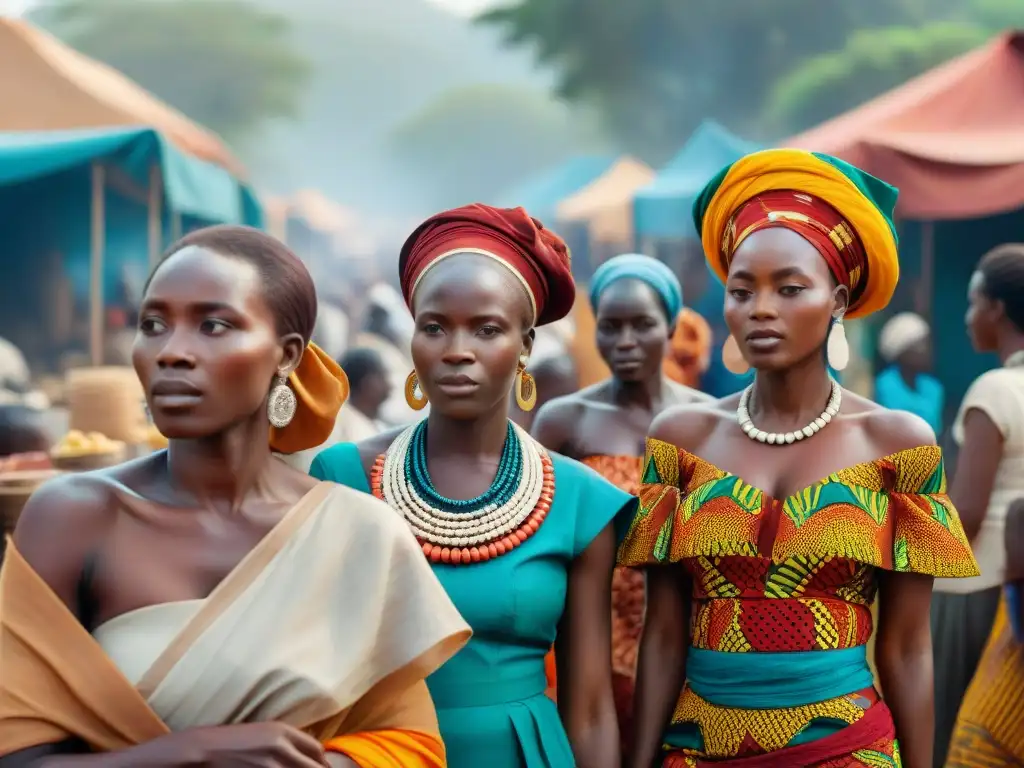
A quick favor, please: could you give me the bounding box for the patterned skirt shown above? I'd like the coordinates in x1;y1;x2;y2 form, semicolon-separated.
660;685;901;767
945;595;1024;768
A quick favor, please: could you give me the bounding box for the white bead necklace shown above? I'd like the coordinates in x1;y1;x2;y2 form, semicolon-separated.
737;379;842;445
379;421;547;548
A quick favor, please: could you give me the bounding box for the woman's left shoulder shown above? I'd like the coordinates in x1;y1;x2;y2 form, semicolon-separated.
547;451;636;556
846;389;938;453
864;406;938;455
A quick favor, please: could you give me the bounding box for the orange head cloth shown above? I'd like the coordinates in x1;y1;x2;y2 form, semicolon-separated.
269;341;349;454
399;203;575;327
664;308;711;388
725;190;868;309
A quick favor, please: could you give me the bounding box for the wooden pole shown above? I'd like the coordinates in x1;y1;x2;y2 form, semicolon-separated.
89;162;106;367
170;211;182;242
147;163;163;266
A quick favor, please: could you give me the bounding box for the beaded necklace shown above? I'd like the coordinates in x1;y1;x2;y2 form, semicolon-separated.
372;420;554;565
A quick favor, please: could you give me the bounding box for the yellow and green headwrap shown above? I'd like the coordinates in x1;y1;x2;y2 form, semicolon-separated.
692;149;899;319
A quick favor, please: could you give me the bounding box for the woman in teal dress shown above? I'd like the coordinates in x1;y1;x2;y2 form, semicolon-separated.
311;203;632;768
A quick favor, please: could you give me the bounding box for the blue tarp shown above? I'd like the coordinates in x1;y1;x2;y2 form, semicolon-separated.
494;155;618;224
634;121;760;239
0;127;263;303
0;127;262;226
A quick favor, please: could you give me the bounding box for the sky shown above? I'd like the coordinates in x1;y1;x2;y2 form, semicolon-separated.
1;0;505;16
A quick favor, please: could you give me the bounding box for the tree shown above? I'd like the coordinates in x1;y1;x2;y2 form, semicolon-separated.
386;84;608;210
765;24;990;134
31;0;311;145
765;0;1021;134
478;0;941;162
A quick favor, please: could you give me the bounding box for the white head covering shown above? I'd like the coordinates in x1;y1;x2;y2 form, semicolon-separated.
878;312;930;363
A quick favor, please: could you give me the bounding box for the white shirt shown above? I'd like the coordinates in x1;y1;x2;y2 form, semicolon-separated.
935;367;1024;593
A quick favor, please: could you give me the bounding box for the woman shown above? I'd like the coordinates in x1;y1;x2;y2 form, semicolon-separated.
618;149;980;768
663;309;712;390
310;204;631;768
943;243;1024;768
531;253;711;749
875;312;944;438
0;225;470;767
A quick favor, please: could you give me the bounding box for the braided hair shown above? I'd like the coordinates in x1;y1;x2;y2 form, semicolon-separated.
978;243;1024;332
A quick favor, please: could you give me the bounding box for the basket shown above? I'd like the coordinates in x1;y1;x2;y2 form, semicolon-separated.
66;367;147;445
51;445;126;472
0;469;62;535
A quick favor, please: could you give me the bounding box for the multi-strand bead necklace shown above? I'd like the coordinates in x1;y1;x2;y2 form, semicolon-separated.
372;420;554;565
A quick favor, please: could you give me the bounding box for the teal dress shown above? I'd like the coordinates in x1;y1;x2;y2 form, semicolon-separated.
310;443;633;768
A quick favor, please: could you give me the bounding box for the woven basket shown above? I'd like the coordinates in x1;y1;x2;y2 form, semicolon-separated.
66;367;147;445
52;445;126;472
0;469;62;536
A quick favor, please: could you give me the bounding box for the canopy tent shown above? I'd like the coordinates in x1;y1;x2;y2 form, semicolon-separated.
493;155;618;224
555;156;654;249
0;18;244;176
787;31;1024;219
0;127;263;367
787;31;1024;427
633;121;760;239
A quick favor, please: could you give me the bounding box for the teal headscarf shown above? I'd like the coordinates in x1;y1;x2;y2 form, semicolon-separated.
589;253;682;323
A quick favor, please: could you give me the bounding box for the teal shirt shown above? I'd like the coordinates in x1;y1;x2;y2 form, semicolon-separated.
310;442;634;768
874;366;945;437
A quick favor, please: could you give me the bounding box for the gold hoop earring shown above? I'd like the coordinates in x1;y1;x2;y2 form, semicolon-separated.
721;334;750;375
404;370;428;411
515;359;537;412
826;315;850;371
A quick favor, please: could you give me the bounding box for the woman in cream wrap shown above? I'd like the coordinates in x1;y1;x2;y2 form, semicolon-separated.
0;225;470;767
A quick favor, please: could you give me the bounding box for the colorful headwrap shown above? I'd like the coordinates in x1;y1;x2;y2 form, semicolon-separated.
269;342;349;454
589;253;683;324
398;204;575;327
664;308;712;388
693;149;899;319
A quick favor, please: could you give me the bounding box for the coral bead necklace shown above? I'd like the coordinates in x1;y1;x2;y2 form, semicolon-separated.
372;420;554;564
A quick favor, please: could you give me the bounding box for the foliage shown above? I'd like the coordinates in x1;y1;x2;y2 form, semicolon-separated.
766;23;990;134
478;0;1019;158
31;0;311;144
387;84;607;209
478;0;945;161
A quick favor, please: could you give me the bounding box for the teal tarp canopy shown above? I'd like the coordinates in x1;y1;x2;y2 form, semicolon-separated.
494;155;618;224
634;121;760;239
0;127;262;226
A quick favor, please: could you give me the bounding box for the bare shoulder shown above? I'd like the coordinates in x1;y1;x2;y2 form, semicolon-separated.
665;379;715;405
355;426;406;476
649;395;738;454
530;390;588;449
845;389;937;454
12;467;127;606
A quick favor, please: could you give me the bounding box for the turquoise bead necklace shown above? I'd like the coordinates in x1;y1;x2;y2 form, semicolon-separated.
405;420;523;513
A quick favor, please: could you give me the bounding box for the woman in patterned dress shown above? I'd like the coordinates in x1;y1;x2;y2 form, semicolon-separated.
309;205;633;768
620;149;980;768
532;253;710;750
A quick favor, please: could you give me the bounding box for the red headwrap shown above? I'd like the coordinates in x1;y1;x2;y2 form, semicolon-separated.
399;204;575;327
724;190;868;306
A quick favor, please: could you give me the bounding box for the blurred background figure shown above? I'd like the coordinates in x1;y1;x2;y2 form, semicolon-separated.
662;308;712;390
874;311;944;438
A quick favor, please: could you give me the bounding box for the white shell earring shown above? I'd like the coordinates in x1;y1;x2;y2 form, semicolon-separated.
267;375;297;428
826;314;850;371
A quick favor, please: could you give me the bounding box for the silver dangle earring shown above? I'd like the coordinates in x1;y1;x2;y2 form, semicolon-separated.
826;313;850;371
267;375;297;428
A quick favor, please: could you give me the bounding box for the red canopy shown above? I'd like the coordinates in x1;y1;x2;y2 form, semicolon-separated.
787;32;1024;219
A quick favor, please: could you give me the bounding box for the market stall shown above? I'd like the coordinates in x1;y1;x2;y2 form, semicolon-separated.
787;30;1024;414
0;126;264;370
